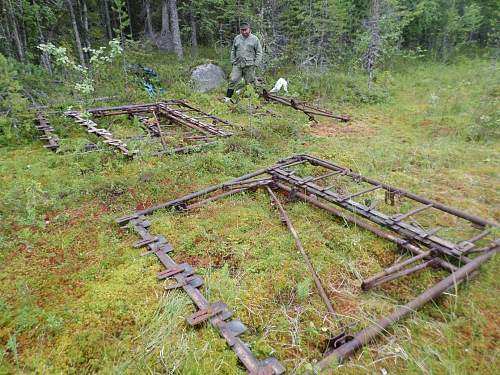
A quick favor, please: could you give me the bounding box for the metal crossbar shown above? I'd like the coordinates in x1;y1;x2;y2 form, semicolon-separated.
116;154;498;372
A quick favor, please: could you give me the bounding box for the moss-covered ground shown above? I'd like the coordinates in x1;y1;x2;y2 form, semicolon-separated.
0;52;498;374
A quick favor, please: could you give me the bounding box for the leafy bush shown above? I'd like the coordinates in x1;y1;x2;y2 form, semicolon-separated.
0;54;33;145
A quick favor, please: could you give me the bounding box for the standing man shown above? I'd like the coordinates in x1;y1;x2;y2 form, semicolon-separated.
224;22;263;101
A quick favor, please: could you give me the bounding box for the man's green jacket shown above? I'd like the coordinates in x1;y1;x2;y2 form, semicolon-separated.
230;34;263;68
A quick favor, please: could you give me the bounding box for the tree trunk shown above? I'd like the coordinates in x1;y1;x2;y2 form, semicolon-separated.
168;0;183;57
0;14;13;57
77;0;91;63
82;0;91;50
158;0;173;50
6;0;25;61
366;0;381;90
35;8;52;73
66;0;86;67
126;0;134;38
102;0;113;40
143;0;154;40
189;4;198;56
19;1;28;58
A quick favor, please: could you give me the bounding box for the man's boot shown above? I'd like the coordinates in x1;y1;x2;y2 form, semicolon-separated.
224;89;234;101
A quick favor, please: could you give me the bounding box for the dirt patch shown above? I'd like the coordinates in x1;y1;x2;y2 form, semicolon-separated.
420;119;433;127
176;252;239;273
135;199;154;211
432;127;453;137
308;119;375;137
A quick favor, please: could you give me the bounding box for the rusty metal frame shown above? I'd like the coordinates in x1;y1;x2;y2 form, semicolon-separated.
65;100;234;157
262;90;350;123
116;154;498;372
34;112;60;151
119;200;285;375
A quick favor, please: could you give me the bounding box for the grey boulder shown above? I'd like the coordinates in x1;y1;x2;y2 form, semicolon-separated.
190;64;226;93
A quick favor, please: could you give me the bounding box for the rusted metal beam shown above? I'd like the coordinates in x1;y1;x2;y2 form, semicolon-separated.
361;258;439;290
318;246;499;369
262;89;350;122
361;250;433;289
116;156;304;225
266;186;336;316
185;187;254;211
157;103;232;137
87;102;162;117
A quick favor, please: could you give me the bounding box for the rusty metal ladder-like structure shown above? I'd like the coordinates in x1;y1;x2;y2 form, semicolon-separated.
65;111;134;157
261;90;350;123
116;154;498;373
118;214;285;375
84;100;234;156
34;112;60;151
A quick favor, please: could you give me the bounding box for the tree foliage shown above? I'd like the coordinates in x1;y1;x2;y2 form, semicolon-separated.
1;0;496;68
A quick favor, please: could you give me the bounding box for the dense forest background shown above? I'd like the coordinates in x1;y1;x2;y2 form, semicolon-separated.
1;0;498;69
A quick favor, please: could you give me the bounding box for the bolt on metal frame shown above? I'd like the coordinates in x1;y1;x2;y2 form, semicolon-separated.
116;154;498;372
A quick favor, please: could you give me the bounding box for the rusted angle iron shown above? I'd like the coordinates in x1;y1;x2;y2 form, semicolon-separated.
262;90;350;122
34;112;60;151
317;244;499;369
65;111;134;157
167;99;234;126
116;156;304;225
266;186;336;317
120;215;284;375
87;102;170;117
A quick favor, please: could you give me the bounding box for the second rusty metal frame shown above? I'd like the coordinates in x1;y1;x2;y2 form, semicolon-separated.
117;154;498;373
65;100;235;157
